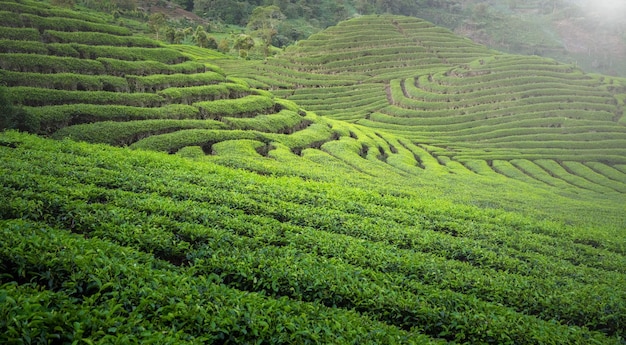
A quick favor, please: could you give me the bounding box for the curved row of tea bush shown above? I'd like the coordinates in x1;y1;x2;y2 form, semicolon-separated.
43;29;161;47
0;219;429;344
23;104;200;134
0;70;128;91
20;13;130;35
7;86;164;107
51;119;227;146
0;132;624;343
0;0;106;23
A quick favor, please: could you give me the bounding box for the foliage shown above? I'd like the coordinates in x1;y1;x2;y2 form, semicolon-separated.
0;86;38;132
233;33;254;58
20;13;131;35
148;12;166;40
0;53;106;74
126;71;226;92
0;131;625;344
23;103;200;134
0;27;40;41
51;0;75;8
43;30;161;47
52;119;227;145
0;39;48;54
0;70;129;92
218;37;230;53
79;0;137;12
7;86;164;107
192;25;217;49
194;94;275;118
97;58;205;76
0;2;625;342
247;5;285;58
158;82;250;104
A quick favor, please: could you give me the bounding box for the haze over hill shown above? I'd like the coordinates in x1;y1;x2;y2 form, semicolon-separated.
0;0;625;343
140;0;626;76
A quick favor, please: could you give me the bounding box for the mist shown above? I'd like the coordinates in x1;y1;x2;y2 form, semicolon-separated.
566;0;626;25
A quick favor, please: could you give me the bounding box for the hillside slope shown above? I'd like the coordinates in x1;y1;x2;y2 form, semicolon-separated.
1;2;622;225
2;131;626;344
215;15;626;197
0;1;625;344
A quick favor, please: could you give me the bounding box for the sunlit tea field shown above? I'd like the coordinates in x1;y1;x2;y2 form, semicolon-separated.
1;1;625;344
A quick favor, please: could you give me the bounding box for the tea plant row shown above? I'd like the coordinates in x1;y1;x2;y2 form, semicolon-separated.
1;132;625;343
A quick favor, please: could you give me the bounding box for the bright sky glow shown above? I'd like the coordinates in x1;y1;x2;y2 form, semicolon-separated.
584;0;626;14
578;0;626;23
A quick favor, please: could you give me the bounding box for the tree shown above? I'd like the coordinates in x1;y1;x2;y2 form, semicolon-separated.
194;25;209;48
148;13;167;40
174;30;185;44
472;3;489;20
183;27;194;42
165;26;176;44
247;5;285;58
233;33;255;58
218;38;231;53
206;36;218;49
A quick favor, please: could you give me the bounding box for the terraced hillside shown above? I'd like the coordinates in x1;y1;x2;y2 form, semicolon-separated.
0;0;316;153
0;2;624;221
220;15;499;122
215;14;626;196
1;2;626;344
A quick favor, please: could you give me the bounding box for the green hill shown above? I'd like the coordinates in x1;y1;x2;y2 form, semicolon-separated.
1;1;625;344
216;15;626;194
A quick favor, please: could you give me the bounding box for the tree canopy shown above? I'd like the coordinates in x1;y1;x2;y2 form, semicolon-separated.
247;5;285;58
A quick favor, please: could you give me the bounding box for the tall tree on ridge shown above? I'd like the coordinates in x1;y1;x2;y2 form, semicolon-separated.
247;5;285;58
148;13;167;40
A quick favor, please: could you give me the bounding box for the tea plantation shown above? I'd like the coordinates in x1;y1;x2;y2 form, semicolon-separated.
1;1;625;344
219;15;626;192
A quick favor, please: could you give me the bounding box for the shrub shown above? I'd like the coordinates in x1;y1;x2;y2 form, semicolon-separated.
7;87;164;107
20;13;131;35
194;95;276;119
158;83;250;104
129;129;266;152
98;58;205;76
0;10;24;27
0;40;48;54
67;44;187;63
52;119;227;146
0;70;129;92
0;53;105;74
0;27;40;41
25;103;200;134
43;30;161;47
223;110;306;133
45;42;81;57
0;86;39;132
0;1;106;23
127;71;226;92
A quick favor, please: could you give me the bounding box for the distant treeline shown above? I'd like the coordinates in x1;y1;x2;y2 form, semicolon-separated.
187;0;439;27
178;0;456;47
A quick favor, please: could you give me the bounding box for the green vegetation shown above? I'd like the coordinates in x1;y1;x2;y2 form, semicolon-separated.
221;16;626;165
1;131;625;344
0;1;625;343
